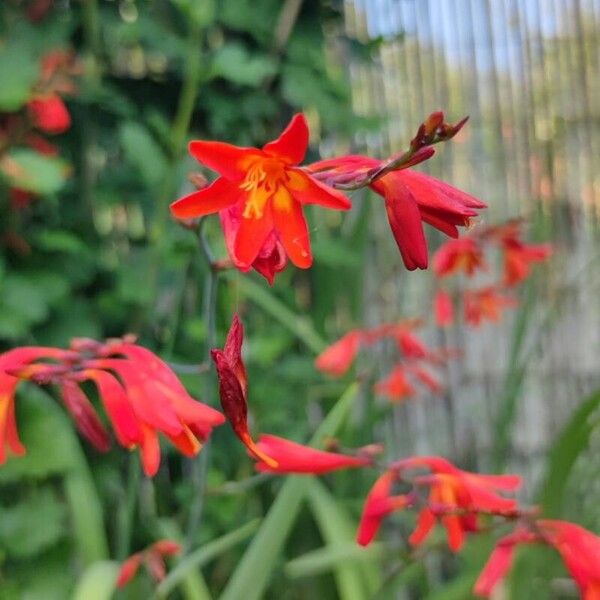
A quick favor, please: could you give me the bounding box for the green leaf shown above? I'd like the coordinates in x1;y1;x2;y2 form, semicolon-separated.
0;488;67;558
220;384;359;600
0;40;38;110
119;121;168;187
71;561;120;600
306;479;381;598
211;43;278;86
3;149;68;195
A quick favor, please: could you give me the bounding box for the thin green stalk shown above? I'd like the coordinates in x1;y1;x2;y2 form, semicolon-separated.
115;453;141;560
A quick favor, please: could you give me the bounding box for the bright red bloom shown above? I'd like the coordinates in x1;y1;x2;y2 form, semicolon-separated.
393;456;521;552
432;237;485;278
314;330;362;377
253;434;371;474
171;114;351;272
502;238;552;286
27;95;71;134
434;289;454;327
475;520;600;599
394;327;429;359
463;287;518;327
374;366;416;402
357;470;412;546
211;315;278;468
2;339;224;476
117;539;181;588
308;155;486;270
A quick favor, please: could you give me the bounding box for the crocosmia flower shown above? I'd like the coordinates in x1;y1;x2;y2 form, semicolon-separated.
1;338;225;476
211;315;278;468
463;286;518;327
252;434;371;474
475;520;600;599
27;95;71;134
314;330;363;377
434;289;454;327
117;539;181;588
432;237;486;278
392;456;521;552
171;113;351;274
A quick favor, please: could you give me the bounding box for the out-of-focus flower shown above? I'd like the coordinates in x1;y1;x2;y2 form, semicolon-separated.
171;113;351;275
432;238;486;278
117;539;181;588
253;434;371;474
357;470;412;546
314;330;363;377
27;95;71;134
1;338;225;476
474;520;600;598
393;456;521;552
463;287;518;327
211;315;278;468
374;366;415;402
434;289;454;327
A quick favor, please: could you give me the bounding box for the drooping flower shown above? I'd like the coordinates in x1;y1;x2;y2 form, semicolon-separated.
474;520;600;599
357;470;413;546
374;366;416;402
117;539;181;588
432;237;486;278
314;330;363;377
308;154;486;270
463;286;518;327
1;338;225;476
252;434;371;474
171;114;351;274
393;456;521;552
210;315;278;468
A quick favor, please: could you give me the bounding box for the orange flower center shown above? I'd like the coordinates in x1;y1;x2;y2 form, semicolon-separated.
239;158;293;219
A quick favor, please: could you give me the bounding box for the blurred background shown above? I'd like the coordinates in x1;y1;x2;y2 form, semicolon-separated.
0;0;599;598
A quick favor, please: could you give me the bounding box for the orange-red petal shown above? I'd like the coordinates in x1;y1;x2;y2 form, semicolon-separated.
188;140;262;179
233;205;275;267
287;168;352;210
272;199;312;268
262;113;309;165
170;177;242;219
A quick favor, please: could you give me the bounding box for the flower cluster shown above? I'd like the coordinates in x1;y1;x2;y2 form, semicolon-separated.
0;337;225;476
170;112;486;283
433;219;552;327
0;49;77;210
314;320;453;402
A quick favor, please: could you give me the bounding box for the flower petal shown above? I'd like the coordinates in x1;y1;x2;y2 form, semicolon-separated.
287;169;352;210
233;206;275;267
272;199;312;268
170;177;242;219
188;140;262;179
474;542;516;597
262;113;309;164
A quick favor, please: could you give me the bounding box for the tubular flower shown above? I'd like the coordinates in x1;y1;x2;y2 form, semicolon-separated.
501;237;552;287
27;95;71;134
463;286;518;327
308;155;486;271
117;539;181;588
1;339;224;476
357;470;413;546
253;434;371;474
374;366;416;402
393;456;521;552
171;113;351;273
210;315;278;468
432;237;486;278
475;520;600;599
314;330;363;377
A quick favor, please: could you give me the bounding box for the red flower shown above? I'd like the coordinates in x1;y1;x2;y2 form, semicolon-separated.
475;520;600;599
27;95;71;134
432;237;485;278
171;114;351;272
253;434;371;474
357;470;412;546
314;330;362;377
210;315;278;468
2;339;225;476
374;366;415;402
393;456;521;552
117;539;181;588
219;208;287;285
502;238;552;286
463;286;518;327
434;289;454;327
308;155;486;270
